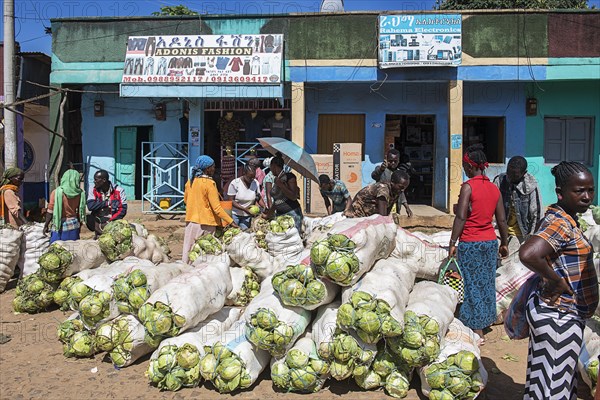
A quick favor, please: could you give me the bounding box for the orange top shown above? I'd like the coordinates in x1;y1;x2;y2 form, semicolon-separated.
184;177;233;227
48;190;82;219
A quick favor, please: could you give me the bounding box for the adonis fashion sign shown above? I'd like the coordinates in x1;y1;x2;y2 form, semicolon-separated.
122;34;284;84
378;15;462;68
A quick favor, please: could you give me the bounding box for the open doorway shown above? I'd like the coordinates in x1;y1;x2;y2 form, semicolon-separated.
384;114;435;205
114;125;152;200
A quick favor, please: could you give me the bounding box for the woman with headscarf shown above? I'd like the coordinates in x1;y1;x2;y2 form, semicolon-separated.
43;169;86;243
0;167;27;228
182;155;238;264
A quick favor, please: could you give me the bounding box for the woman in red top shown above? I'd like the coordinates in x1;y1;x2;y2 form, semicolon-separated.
449;144;509;342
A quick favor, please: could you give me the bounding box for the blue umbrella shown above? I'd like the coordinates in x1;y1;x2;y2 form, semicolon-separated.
258;137;319;183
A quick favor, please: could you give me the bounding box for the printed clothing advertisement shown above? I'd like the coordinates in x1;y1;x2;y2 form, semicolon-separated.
122;34;283;84
378;15;461;67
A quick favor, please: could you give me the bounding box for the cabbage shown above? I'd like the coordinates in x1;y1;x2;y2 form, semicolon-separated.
199;353;218;380
385;370;410;398
13;273;58;314
325;251;358;284
327;234;356;251
248;205;260;216
426;364;447;389
200;342;252;393
330;360;353;380
271;362;290;387
66;331;95;358
57;318;84;344
98;220;134;261
592;205;600;224
355;369;382;389
286;349;309;369
310;240;332;266
446;373;471;397
95;321;121;351
138;302;181;339
429;389;455;400
176;344;200;369
454;350;479;375
272;264;329;307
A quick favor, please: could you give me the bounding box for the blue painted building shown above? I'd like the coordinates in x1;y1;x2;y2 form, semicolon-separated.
48;11;600;213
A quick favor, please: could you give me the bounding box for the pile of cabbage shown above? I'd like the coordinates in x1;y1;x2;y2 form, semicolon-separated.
68;280;114;327
354;346;411;398
57;317;96;358
53;276;82;310
310;234;360;285
98;220;134;262
146;343;201;391
37;243;74;284
337;291;403;344
113;269;151;314
318;329;377;381
272;264;327;307
254;229;268;250
271;336;330;393
246;308;297;357
221;227;242;246
264;215;296;233
228;267;260;307
423;350;484;400
199;342;254;393
187;234;222;263
12;273;56;313
138;301;186;340
387;311;441;368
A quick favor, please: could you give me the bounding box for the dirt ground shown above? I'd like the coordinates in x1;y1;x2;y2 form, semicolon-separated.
0;219;593;400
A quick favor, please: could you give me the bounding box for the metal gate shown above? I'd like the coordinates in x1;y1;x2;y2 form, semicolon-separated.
141;142;188;214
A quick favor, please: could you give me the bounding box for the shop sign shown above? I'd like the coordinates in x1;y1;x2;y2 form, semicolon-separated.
122;34;283;84
378;15;462;68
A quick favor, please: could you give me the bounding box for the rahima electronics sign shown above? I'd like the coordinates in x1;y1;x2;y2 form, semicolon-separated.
378;15;462;68
122;34;283;84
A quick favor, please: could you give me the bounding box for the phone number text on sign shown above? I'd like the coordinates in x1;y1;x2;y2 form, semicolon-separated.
122;76;272;83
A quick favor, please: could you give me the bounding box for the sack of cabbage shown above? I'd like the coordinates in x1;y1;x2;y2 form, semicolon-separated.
312;301;377;381
57;313;97;358
387;282;459;368
578;317;600;397
256;215;304;265
200;319;271;393
337;258;416;344
271;334;330;393
271;263;339;310
244;279;312;357
419;319;488;400
352;343;412;398
187;233;223;264
308;215;397;286
147;307;242;391
0;223;23;292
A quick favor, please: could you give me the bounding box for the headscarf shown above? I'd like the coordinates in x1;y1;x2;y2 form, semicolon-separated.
53;169;86;231
0;167;23;186
190;155;215;184
0;167;23;224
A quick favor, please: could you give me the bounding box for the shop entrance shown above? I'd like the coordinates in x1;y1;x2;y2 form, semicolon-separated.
384;114;435;205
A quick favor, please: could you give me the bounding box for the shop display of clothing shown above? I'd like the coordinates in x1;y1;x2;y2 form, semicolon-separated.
243;114;265;142
218;116;243;148
229;57;243;72
266;116;290;138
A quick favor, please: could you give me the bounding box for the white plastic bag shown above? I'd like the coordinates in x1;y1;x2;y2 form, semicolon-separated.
579;317;600;395
0;225;23;292
339;258;416;342
585;226;600;253
18;223;50;276
391;227;449;281
141;262;233;336
266;226;304;265
225;231;281;280
302;214;398;286
53;239;107;278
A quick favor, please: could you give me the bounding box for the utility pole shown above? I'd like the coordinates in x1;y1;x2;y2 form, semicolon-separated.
3;0;17;168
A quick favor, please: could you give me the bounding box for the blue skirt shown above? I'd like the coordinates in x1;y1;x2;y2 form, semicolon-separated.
457;240;498;330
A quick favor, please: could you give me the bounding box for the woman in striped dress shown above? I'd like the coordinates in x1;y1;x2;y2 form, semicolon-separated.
448;144;509;342
519;161;598;400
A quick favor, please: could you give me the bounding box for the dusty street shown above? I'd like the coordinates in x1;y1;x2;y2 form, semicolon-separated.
0;219;592;400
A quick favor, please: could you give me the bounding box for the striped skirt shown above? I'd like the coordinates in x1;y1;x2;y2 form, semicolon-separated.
524;293;584;400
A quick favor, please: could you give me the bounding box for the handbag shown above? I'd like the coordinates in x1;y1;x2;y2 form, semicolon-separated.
438;257;464;303
504;274;541;340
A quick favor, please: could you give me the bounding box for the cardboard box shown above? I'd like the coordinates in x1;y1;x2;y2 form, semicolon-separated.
333;143;362;198
304;154;333;215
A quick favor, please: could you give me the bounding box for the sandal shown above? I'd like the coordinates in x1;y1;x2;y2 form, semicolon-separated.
477;337;486;346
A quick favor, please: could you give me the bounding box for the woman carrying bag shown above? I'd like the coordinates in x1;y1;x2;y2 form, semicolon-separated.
182;155;238;264
519;161;598;400
448;144;509;344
